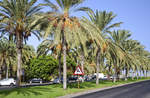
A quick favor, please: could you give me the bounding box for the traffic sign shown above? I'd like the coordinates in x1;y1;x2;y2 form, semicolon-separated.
73;65;84;75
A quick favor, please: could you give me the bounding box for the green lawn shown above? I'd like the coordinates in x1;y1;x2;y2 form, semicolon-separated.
0;77;150;98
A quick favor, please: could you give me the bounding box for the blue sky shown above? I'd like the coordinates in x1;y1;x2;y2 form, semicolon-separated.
28;0;150;51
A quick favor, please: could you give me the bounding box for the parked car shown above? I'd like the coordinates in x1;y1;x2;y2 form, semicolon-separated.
110;75;116;80
91;75;96;80
100;75;108;80
53;77;74;84
84;75;92;81
0;78;16;86
53;77;63;84
29;78;42;84
68;76;78;83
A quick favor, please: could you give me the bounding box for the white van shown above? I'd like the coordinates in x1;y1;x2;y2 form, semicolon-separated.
94;73;105;79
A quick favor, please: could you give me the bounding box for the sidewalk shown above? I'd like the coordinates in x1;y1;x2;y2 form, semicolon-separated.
58;79;150;98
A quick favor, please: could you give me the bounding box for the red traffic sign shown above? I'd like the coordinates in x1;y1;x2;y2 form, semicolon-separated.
73;65;84;75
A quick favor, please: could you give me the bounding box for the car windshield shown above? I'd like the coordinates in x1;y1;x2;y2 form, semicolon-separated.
2;79;8;81
32;78;41;80
0;79;11;81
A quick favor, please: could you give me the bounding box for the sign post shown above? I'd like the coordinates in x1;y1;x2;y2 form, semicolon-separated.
73;65;84;88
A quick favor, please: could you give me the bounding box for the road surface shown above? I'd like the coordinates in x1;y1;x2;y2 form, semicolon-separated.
73;80;150;98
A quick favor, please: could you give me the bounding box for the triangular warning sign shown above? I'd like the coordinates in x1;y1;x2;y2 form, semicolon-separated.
73;65;84;75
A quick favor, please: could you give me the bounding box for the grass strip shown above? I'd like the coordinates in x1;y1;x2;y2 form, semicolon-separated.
0;77;150;98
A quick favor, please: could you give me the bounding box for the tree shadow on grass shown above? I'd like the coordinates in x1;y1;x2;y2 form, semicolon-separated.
68;80;111;89
0;86;52;98
50;83;63;88
47;81;97;89
67;81;96;89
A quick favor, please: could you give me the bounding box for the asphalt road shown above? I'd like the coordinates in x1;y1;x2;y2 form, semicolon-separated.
73;80;150;98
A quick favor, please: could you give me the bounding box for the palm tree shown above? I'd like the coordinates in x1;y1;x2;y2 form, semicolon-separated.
142;51;150;77
121;40;142;80
133;45;150;79
87;10;123;33
107;30;147;82
0;37;35;80
85;10;122;85
0;37;16;79
40;0;99;89
0;0;42;87
108;30;131;82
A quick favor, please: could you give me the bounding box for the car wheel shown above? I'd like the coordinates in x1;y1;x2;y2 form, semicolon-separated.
10;83;14;87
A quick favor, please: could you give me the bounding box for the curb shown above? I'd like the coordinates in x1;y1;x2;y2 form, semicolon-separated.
58;79;150;98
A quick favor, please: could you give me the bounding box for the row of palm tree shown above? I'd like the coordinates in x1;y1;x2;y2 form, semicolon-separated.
0;38;16;79
0;0;150;90
0;37;35;80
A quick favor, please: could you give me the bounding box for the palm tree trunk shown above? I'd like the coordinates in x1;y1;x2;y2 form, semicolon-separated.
4;61;8;79
113;64;117;83
58;52;62;83
16;48;22;87
140;70;142;78
62;30;67;90
9;64;13;78
143;70;145;77
81;52;84;82
63;44;67;89
16;32;23;87
125;67;128;81
136;70;139;79
107;62;112;81
0;67;2;80
96;48;100;85
146;70;148;77
131;71;134;80
107;66;111;80
117;71;120;81
6;66;8;79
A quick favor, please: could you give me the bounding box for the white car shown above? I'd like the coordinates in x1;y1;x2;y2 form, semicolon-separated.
0;78;16;86
102;75;108;80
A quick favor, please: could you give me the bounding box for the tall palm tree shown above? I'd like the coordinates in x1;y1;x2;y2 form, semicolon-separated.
86;10;122;85
133;45;150;79
40;0;100;89
121;40;142;80
0;0;42;87
108;30;142;82
0;37;35;80
108;30;130;82
0;37;16;79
